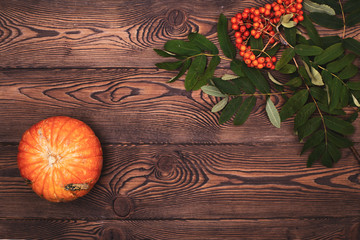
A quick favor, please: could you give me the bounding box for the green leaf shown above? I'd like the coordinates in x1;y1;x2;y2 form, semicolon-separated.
303;61;324;86
286;77;303;88
217;13;236;59
230;59;245;77
307;142;326;167
268;72;283;86
164;40;201;56
320;36;342;49
321;150;333;167
297;34;309;45
326;54;356;73
213;77;241;95
310;86;327;103
309;12;343;29
299;66;312;85
184;55;207;91
240;61;270;93
266;98;281;128
280;89;309;121
324;115;355;135
188;32;219;54
327;131;354;148
212;96;229;113
284;27;297;47
301;130;324;154
338;64;358;80
155;61;183;70
250;36;264;55
281;13;294;23
298;116;322;140
344;0;360;13
300;13;322;47
275;48;295;70
201;85;227;97
294;44;323;56
351;94;360;107
219;97;242;124
193;56;221;90
342;38;360;56
347;111;358;123
278;64;297;74
318;102;346;115
221;74;239;81
168;59;191;83
282;21;297;28
314;43;344;65
347;81;360;90
327;142;341;164
303;0;336;15
233;96;256;125
232;77;256;94
346;9;360;27
265;44;281;56
324;73;343;110
294;102;316;129
154;49;177;57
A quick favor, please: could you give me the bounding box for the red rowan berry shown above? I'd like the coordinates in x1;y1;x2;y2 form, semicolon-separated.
245;59;251;65
258;57;265;64
231;17;237;24
232;24;239;30
297;15;304;21
235;32;241;38
252;59;259;66
271;56;277;62
250;54;256;61
258;63;264;69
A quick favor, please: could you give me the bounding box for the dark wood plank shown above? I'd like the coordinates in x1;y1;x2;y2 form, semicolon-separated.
1;218;359;240
1;68;359;144
1;143;359;219
0;0;359;68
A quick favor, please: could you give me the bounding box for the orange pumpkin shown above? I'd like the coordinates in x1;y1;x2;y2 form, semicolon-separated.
17;116;103;202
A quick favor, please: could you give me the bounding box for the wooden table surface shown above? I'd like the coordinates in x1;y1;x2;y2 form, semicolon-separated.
1;0;359;239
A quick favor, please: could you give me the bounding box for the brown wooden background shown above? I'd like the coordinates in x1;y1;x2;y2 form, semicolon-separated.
1;0;359;239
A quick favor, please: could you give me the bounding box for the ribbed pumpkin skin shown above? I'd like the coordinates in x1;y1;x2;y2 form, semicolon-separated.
17;116;103;202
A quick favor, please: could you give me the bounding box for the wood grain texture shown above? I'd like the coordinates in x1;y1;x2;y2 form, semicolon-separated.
0;68;359;144
1;143;359;219
0;0;359;68
1;218;359;239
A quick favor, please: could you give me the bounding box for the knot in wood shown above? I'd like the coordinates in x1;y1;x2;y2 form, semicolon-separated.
101;227;126;240
156;155;176;176
166;10;186;28
113;196;133;218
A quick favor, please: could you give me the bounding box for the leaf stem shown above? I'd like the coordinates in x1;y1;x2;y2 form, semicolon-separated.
338;0;346;39
230;91;292;97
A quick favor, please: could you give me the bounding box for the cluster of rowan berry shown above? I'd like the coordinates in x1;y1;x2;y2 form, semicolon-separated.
231;0;304;69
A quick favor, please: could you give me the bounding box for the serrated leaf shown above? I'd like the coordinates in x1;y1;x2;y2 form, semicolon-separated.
321;150;333;167
298;116;322;140
222;74;239;81
294;44;324;56
188;32;219;54
324;115;355;135
212;96;229;113
268;72;283;86
213;77;241;95
294;102;316;129
217;13;236;59
230;59;245;77
343;38;360;56
278;64;297;74
155;61;183;70
338;64;358;80
164;40;202;56
307;142;326;167
314;43;344;65
300;13;322;47
327;142;341;163
324;72;343;110
240;61;270;93
309;12;343;29
250;36;264;55
318;102;346;115
303;0;336;15
310;86;327;103
326;54;356;73
346;9;360;27
280;89;309;121
154;49;177;57
347;81;360;90
232;77;256;94
301;130;324;154
168;59;191;83
201;85;227;97
266;98;281;128
193;56;221;90
327;131;354;148
233;96;256;125
284;27;297;46
351;94;360;107
275;48;295;70
219;97;243;124
286;77;303;87
320;36;342;49
184;55;207;91
265;44;281;56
